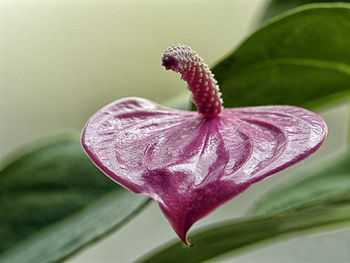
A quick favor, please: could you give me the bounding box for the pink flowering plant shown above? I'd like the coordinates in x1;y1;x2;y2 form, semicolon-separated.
1;2;350;263
82;44;327;245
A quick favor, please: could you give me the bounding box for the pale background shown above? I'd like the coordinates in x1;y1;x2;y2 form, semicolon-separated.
1;0;349;262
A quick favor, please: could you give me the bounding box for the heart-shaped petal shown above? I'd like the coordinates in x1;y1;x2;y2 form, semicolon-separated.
82;44;327;244
81;97;327;244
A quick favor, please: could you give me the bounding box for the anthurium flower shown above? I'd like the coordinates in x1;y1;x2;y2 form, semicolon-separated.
81;44;327;245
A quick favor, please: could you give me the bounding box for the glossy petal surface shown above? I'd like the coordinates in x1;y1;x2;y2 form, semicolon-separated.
81;97;327;244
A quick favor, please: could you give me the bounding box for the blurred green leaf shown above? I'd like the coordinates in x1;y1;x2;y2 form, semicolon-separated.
138;152;350;263
260;0;350;22
0;136;149;263
211;4;350;110
251;151;350;215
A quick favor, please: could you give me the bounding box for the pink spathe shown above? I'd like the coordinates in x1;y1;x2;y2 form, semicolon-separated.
81;45;327;245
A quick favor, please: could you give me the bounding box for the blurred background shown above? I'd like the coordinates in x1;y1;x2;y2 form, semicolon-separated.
1;0;349;262
0;0;266;160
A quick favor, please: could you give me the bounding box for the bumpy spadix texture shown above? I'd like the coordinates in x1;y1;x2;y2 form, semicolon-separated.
81;45;327;245
162;44;222;117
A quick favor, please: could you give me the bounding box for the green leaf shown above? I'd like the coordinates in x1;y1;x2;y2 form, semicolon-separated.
0;135;149;263
212;4;350;109
260;0;350;23
251;151;350;215
139;204;350;263
138;152;350;263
